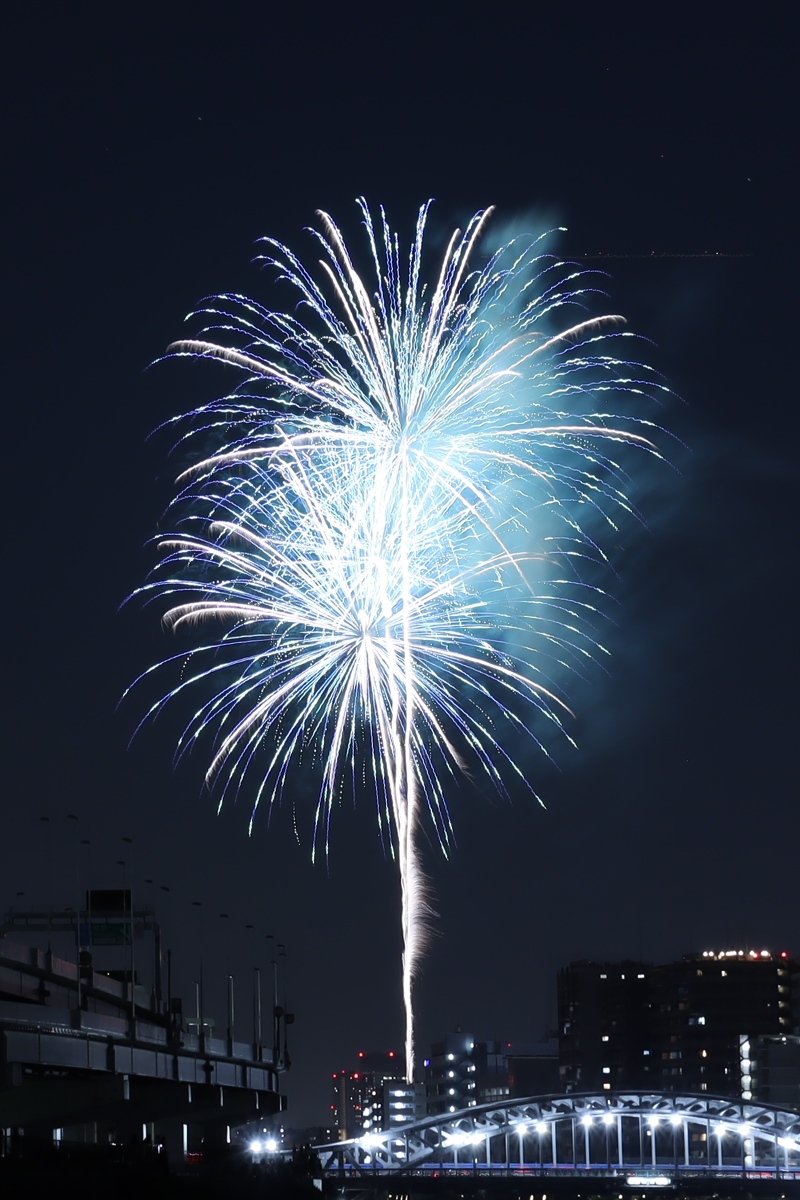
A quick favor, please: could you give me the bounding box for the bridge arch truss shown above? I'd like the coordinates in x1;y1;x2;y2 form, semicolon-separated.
315;1092;800;1178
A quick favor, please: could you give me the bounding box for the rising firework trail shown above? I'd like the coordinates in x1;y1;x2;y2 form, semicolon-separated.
130;201;665;1081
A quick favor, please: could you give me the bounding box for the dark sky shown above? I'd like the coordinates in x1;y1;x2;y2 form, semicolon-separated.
3;7;795;1126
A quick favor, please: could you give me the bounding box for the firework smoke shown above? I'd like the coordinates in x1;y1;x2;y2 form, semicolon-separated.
131;201;664;1080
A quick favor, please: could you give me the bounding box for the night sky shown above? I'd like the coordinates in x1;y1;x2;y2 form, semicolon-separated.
4;7;795;1126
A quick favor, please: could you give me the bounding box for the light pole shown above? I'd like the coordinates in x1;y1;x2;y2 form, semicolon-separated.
121;837;136;1034
39;817;52;951
192;900;204;1042
220;912;234;1048
159;886;171;1012
277;942;293;1068
66;814;81;1010
245;924;262;1055
80;839;92;998
265;933;278;1062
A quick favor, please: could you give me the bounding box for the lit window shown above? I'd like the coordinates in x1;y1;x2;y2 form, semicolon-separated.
602;1067;611;1074
603;1083;611;1090
601;1036;609;1043
637;974;645;979
600;973;607;980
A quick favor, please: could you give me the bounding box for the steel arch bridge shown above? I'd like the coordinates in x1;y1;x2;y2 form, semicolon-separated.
315;1092;800;1180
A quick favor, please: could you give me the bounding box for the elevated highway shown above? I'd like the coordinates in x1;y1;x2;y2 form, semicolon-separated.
0;932;284;1160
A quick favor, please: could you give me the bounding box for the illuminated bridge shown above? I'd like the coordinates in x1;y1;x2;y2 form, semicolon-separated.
315;1092;800;1191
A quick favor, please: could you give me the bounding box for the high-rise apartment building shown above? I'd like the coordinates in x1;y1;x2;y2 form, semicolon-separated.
331;1050;405;1138
557;949;798;1103
558;960;655;1092
426;1032;520;1111
649;949;795;1095
424;1030;479;1114
330;1050;426;1137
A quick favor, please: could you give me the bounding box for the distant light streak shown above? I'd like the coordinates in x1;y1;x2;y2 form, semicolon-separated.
580;251;754;259
129;200;665;1081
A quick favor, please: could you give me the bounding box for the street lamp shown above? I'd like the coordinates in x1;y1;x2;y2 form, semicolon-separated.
220;912;234;1046
39;817;52;948
66;814;81;1009
160;886;172;1009
121;837;135;1032
191;900;204;1040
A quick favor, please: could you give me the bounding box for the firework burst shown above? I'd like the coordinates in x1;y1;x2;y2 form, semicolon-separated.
130;201;665;1079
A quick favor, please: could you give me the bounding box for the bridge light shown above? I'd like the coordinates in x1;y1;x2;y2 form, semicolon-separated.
537;1122;548;1134
581;1115;593;1127
443;1130;487;1148
515;1122;527;1136
603;1114;615;1126
648;1115;660;1127
670;1115;682;1126
360;1133;385;1149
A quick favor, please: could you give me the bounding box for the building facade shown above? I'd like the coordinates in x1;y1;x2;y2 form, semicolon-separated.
558;960;655;1092
331;1051;411;1138
558;949;798;1104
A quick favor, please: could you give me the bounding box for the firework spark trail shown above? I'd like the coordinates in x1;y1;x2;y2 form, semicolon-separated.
131;201;665;1081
